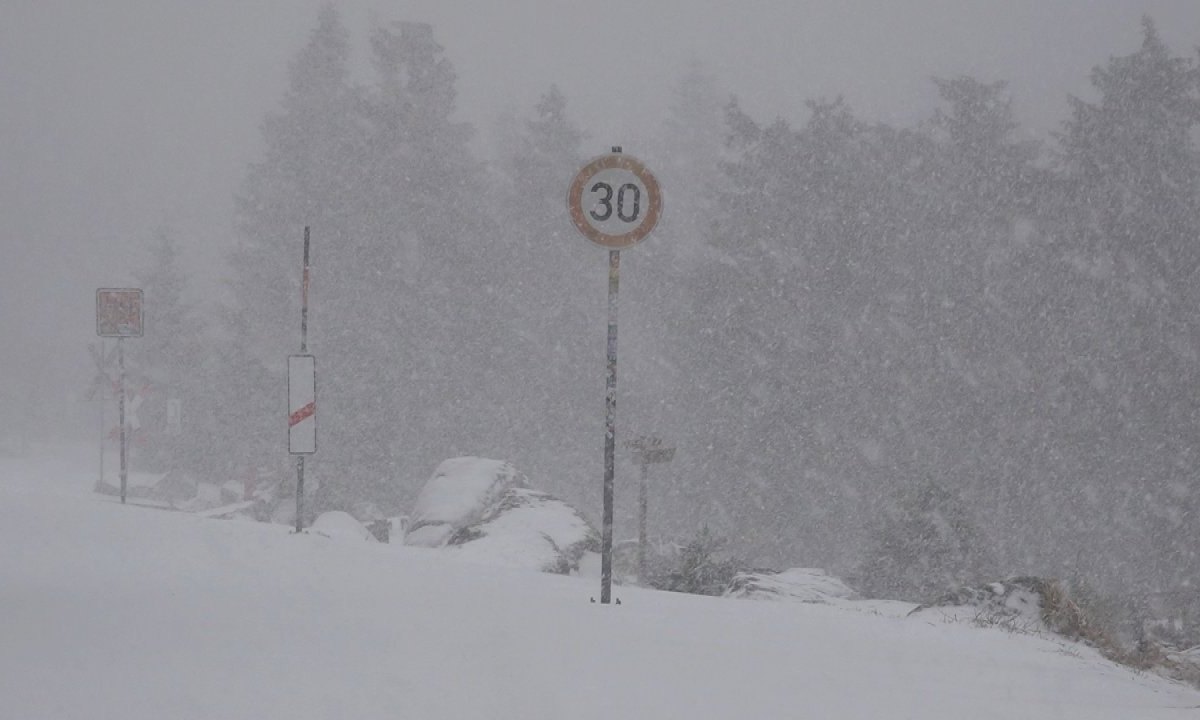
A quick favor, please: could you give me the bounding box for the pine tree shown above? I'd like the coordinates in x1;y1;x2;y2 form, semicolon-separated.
486;85;595;502
860;478;994;601
232;3;361;361
1048;17;1200;597
310;20;500;514
629;65;729;538
1058;17;1200;286
222;4;362;499
656;60;726;266
128;228;208;474
905;77;1046;556
674;98;899;565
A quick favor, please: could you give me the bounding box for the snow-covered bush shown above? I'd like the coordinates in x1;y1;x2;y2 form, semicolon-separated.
447;488;599;573
645;526;744;597
859;478;994;602
404;458;527;547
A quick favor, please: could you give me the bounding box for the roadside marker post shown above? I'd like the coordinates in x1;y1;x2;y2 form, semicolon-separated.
289;228;315;532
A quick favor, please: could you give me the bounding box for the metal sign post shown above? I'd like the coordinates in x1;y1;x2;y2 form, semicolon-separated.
87;341;117;490
626;436;676;583
118;338;126;502
568;148;662;604
96;289;143;504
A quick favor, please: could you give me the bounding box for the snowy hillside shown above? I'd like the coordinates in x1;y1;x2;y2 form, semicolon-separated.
2;445;1198;720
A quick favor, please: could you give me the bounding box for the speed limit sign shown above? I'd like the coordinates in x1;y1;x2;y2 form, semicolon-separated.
567;151;662;249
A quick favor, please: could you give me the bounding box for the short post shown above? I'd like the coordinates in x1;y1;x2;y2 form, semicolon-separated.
99;355;105;488
118;336;127;504
295;457;305;533
638;459;648;582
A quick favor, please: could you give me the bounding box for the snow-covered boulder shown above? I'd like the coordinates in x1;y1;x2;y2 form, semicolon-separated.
311;511;377;542
404;458;528;547
447;488;599;574
725;568;861;604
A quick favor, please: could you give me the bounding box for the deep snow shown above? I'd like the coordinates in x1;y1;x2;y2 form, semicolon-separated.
2;444;1198;719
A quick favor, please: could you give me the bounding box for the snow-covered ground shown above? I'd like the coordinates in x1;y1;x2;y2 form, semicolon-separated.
3;444;1198;719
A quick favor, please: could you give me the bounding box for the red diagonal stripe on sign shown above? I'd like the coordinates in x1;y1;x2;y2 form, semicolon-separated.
289;402;315;428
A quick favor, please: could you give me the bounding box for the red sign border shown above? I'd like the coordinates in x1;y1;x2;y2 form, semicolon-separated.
567;153;663;249
96;288;144;338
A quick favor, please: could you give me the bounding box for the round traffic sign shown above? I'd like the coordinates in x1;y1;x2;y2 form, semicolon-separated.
567;152;662;249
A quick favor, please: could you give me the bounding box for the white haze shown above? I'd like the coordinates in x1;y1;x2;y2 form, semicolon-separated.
1;0;1198;441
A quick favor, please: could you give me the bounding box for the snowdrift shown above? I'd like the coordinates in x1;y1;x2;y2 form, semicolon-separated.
311;510;378;542
4;446;1200;719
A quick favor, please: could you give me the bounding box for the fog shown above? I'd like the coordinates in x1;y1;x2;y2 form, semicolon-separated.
4;0;1200;643
6;1;1198;350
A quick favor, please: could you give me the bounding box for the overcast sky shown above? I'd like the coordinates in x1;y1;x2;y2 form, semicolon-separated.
2;0;1199;410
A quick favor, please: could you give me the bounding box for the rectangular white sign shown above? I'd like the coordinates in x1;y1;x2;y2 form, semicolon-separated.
288;355;316;455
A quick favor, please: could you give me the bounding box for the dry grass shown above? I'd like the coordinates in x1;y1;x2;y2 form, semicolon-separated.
1036;578;1198;683
912;576;1200;687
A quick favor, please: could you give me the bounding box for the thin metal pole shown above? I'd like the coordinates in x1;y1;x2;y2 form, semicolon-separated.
99;392;104;486
601;248;620;604
295;456;305;532
296;227;310;532
118;337;127;504
301;226;310;354
99;344;105;488
638;461;648;583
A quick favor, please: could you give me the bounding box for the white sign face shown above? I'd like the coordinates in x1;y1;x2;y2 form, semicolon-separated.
568;153;662;249
288;355;316;455
166;398;182;437
96;289;143;337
